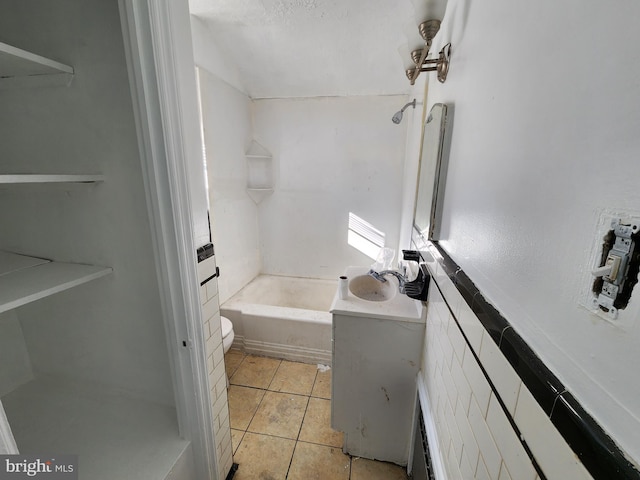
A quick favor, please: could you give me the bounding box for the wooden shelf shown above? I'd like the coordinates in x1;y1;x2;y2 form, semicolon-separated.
0;42;74;88
0;252;112;314
0;174;104;184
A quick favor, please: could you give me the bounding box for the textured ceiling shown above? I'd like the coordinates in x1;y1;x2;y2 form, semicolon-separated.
189;0;448;98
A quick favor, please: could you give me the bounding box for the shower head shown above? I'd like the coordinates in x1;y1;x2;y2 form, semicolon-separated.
392;99;417;124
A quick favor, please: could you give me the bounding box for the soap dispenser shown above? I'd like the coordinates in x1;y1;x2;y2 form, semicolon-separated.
401;250;430;301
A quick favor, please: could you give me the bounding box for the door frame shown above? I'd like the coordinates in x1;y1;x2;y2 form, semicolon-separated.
119;1;217;478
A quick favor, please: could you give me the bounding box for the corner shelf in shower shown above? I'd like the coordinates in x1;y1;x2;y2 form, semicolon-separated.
246;187;274;204
0;42;74;88
0;174;104;184
0;251;112;314
246;141;273;204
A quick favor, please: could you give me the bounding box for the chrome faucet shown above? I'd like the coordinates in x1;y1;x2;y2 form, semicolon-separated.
367;269;408;294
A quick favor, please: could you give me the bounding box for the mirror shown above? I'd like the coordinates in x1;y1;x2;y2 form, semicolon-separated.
412;103;451;247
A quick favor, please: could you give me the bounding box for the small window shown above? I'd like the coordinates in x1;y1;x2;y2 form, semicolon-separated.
348;212;385;260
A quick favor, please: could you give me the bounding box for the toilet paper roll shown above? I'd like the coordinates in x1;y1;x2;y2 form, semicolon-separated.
338;276;348;299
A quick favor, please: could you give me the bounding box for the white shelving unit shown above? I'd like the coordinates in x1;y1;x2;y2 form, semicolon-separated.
0;174;104;184
0;251;112;314
0;6;195;478
3;376;189;480
246;140;274;203
0;43;108;312
0;42;74;88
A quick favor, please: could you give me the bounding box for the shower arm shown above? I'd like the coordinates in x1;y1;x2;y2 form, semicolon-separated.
399;99;416;114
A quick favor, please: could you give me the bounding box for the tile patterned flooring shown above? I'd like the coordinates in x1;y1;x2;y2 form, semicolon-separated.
225;351;409;480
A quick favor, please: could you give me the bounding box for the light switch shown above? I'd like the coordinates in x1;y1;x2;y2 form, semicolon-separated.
591;218;640;318
605;253;622;281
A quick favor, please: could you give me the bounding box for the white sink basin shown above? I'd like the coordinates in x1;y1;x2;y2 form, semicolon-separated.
332;266;425;323
349;274;397;302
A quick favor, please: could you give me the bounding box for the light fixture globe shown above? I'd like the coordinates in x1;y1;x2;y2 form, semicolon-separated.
419;19;441;44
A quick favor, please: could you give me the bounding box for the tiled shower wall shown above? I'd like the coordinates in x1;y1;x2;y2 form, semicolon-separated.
421;254;593;480
197;254;233;479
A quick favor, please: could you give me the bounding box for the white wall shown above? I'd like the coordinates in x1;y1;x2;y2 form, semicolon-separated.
252;95;409;279
423;0;640;465
166;8;211;250
197;68;261;303
191;16;245;94
398;76;428;252
0;312;33;397
0;0;174;404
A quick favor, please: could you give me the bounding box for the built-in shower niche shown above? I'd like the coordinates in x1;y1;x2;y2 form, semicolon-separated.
246;140;273;203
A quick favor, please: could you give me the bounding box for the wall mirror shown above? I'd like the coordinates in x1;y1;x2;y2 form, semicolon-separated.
412;103;451;249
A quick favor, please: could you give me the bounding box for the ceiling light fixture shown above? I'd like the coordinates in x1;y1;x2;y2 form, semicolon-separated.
406;19;452;85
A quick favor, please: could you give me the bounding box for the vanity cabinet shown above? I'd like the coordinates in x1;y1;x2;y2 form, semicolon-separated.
331;268;426;466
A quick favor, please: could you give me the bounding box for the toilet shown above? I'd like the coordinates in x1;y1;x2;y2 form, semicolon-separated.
221;316;235;353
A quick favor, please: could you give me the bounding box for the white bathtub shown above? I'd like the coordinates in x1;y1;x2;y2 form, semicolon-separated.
220;275;337;365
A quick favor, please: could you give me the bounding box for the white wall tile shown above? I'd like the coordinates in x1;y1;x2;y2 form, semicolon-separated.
199;284;208;306
207;353;214;375
433;262;451;293
196;255;217;284
442;359;459;411
515;386;594;480
213;343;224;372
210;313;222;343
475;455;491;480
202;294;219;323
457;300;485;354
214;367;227;399
212;361;225;388
460;449;476;480
451;353;472;415
468;395;502;480
425;257;591;480
446;441;464;480
486;394;537;480
448;321;468;367
212;387;227;421
455;396;479;468
444;398;464;465
479;331;522;415
219;401;230;430
498;462;513;480
437;274;462;319
205;334;217;357
206;278;218;300
438;326;455;371
462;348;492;416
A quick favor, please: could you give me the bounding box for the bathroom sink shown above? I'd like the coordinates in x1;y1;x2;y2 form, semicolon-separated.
349;275;397;302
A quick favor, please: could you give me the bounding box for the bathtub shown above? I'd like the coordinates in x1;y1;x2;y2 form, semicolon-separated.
220;275;337;365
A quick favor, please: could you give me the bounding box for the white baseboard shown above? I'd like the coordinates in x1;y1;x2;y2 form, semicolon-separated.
417;374;448;480
232;335;331;365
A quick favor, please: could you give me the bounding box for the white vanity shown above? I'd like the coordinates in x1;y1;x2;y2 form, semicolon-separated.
330;266;426;466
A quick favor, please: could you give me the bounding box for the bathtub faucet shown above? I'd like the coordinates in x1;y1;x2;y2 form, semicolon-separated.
367;269;408;294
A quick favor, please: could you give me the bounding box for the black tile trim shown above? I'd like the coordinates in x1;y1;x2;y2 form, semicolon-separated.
425;241;640;480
